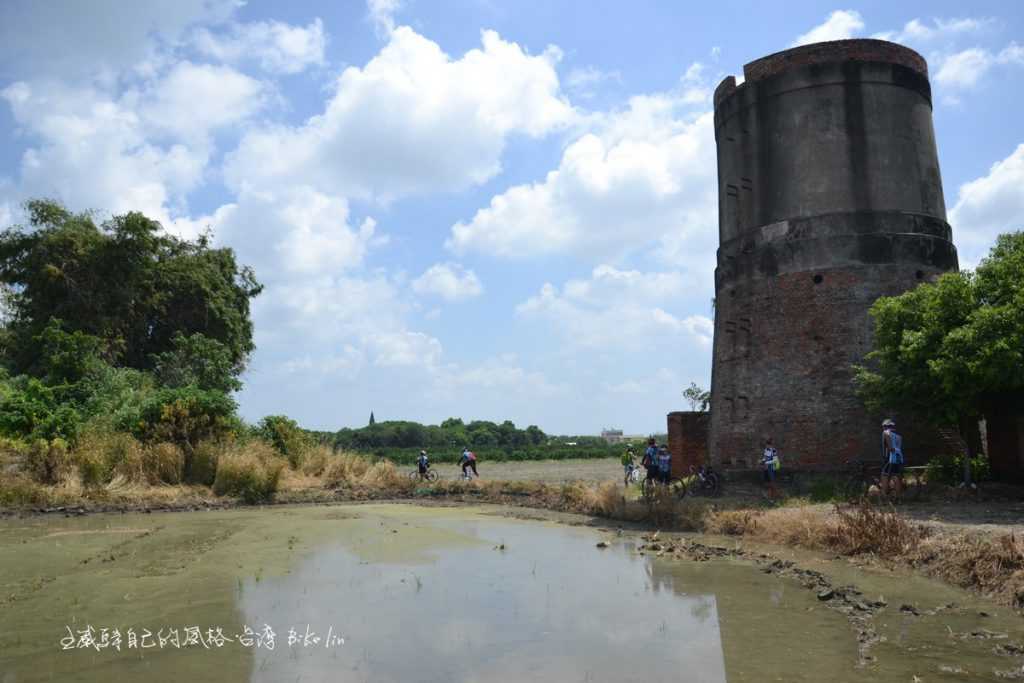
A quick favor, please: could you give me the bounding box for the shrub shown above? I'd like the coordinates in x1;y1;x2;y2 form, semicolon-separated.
213;443;284;504
926;453;990;486
123;387;236;445
0;473;50;506
144;443;184;484
826;502;928;556
807;477;843;503
300;445;332;477
25;438;70;484
322;453;373;488
255;415;311;468
121;386;237;478
188;440;221;485
705;509;760;536
71;431;146;486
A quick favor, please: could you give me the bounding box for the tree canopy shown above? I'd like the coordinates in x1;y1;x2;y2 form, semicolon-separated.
855;231;1024;437
0;199;262;377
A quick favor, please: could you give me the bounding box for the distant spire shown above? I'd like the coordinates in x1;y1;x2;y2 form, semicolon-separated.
369;411;376;426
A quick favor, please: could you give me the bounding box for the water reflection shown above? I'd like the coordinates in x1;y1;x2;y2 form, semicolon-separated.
239;516;729;683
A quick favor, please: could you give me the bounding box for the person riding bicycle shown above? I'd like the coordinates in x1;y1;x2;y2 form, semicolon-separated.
657;445;672;484
880;419;904;497
761;438;779;500
621;447;636;484
642;438;658;484
417;449;430;477
460;448;478;479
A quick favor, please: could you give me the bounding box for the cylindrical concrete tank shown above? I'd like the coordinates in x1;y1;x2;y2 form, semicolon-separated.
708;39;958;468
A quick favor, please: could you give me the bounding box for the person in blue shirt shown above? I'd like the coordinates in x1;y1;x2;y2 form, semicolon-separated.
642;438;658;485
657;445;672;484
459;448;478;479
761;438;778;500
417;450;430;478
880;419;904;498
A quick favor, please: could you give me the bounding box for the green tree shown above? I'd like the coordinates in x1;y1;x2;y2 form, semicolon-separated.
151;332;243;393
525;425;546;445
855;231;1024;483
256;415;311;467
682;382;710;412
0;199;261;379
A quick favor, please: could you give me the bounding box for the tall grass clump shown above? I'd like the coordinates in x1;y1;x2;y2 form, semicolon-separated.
322;453;373;487
213;442;284;504
299;445;333;477
0;472;51;506
25;438;71;484
826;502;928;556
189;440;222;485
144;443;185;484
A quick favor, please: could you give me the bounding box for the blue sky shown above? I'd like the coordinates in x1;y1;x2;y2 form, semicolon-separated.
1;1;1022;434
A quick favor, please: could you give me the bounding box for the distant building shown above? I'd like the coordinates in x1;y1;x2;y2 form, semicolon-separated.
601;428;624;444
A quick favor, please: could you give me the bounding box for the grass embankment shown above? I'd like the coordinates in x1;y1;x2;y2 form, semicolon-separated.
705;503;1024;610
3;441;1023;610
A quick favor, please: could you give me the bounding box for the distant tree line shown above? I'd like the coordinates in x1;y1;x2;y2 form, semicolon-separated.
331;418;548;451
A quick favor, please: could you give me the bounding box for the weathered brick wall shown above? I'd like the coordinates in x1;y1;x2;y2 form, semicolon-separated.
710;263;958;469
743;39;928;83
667;411;708;478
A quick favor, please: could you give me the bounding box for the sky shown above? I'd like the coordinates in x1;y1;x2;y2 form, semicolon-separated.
1;1;1023;435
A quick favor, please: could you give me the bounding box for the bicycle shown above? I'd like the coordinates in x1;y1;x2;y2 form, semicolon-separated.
408;468;439;482
686;465;722;497
624;463;642;486
843;460;924;502
641;471;687;500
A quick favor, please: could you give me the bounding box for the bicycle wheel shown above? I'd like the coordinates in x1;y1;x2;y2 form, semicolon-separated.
426;470;439;482
641;475;656;498
901;472;923;501
408;470;419;481
843;476;868;502
706;472;722;497
670;478;687;499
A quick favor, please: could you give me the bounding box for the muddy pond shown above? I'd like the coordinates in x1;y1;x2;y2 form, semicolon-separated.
1;504;1021;682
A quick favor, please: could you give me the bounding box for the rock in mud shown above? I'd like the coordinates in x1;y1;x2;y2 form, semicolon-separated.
596;541;609;549
817;589;835;601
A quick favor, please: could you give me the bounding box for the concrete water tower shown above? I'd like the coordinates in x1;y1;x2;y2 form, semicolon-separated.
708;39;958;468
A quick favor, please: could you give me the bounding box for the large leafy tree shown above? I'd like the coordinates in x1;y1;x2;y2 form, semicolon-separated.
0;199;262;378
855;231;1024;482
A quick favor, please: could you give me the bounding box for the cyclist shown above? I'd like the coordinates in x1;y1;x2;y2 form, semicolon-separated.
460;448;478;479
761;437;779;500
880;419;904;498
621;447;636;484
642;438;658;485
416;449;430;479
657;445;672;484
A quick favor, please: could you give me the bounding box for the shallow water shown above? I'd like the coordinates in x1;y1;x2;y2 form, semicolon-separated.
0;504;1021;682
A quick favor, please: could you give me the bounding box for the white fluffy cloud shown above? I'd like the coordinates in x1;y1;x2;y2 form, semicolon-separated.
1;59;267;229
224;27;574;201
412;263;483;301
200;186;381;276
193;18;326;74
874;17;990;44
949;144;1024;268
935;44;1024;93
516;265;713;352
792;10;864;46
136;62;267;141
447;91;716;263
367;0;402;37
